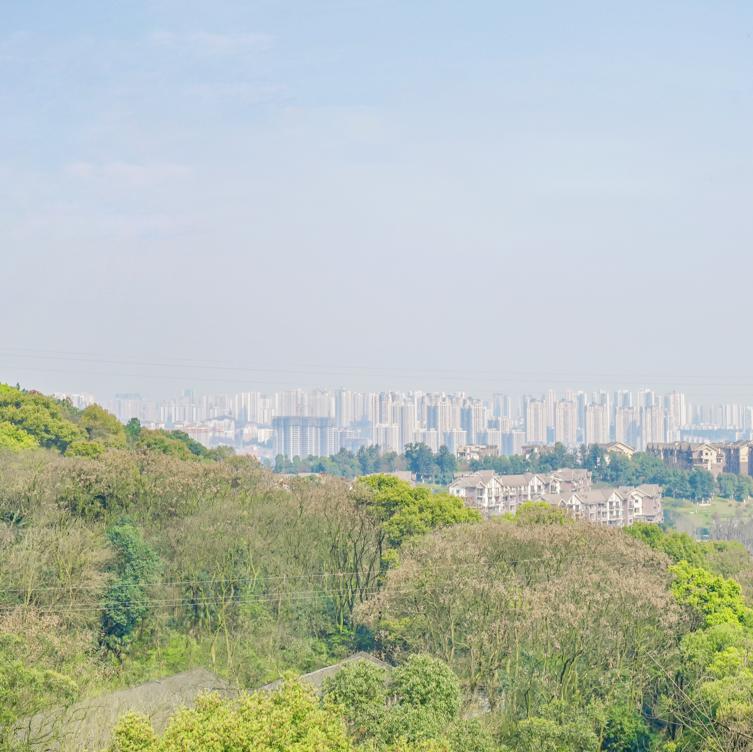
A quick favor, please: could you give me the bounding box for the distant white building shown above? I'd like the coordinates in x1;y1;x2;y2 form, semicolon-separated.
585;404;609;445
555;400;578;446
526;400;547;444
392;403;417;453
54;392;96;410
174;419;236;449
273;416;337;458
415;428;439;453
502;430;526;457
615;407;638;447
374;424;400;453
640;405;666;449
445;428;468;455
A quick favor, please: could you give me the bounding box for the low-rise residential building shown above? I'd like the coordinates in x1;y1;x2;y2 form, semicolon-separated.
495;473;550;511
457;444;499;462
648;440;753;478
647;442;724;476
448;468;593;516
594;441;635;459
620;484;663;523
541;488;626;525
539;484;662;527
449;465;660;526
547;468;592;494
447;471;504;513
716;440;753;476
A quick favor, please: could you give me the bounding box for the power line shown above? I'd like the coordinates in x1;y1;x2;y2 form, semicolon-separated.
1;349;753;390
0;585;393;615
0;548;646;600
3;346;749;381
2;362;753;398
0;548;662;616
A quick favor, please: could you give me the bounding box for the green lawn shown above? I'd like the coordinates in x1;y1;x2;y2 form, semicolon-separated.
418;481;449;493
664;495;753;529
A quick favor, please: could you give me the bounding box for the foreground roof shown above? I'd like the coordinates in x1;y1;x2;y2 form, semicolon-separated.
19;668;238;752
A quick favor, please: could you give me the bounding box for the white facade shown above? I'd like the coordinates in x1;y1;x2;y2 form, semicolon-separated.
555;400;577;446
374;424;400;452
526;400;547;444
585;404;609;445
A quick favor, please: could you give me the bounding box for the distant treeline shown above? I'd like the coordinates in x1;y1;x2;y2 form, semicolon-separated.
275;441;753;502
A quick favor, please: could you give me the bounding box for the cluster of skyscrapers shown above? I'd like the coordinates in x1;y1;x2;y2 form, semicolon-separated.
57;386;753;457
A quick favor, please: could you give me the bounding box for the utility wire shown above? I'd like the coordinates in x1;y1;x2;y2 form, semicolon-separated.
0;548;647;601
0;553;661;617
2;346;750;382
2;362;752;397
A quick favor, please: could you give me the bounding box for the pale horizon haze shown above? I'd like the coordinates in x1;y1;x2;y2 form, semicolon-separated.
2;1;753;403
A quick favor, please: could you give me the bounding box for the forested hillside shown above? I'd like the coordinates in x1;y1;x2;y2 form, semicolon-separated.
4;385;753;750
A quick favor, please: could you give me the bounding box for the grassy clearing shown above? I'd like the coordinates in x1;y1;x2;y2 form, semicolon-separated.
665;495;753;530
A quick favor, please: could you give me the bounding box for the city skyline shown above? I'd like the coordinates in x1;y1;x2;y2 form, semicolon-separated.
52;382;753;458
5;348;753;407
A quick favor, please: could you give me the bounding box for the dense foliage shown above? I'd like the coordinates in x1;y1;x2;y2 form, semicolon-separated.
0;383;234;462
110;678;356;752
5;386;753;750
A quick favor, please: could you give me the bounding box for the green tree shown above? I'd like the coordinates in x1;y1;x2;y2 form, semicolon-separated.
0;385;86;452
516;713;598;752
435;446;456;482
601;703;655;751
79;404;127;448
0;421;38;451
124;418;142;445
359;475;480;548
384;489;480;547
206;445;236;462
508;454;529;473
670;561;753;627
170;430;208;457
109;678;355;752
689;469;716;501
65;440;106;457
630;452;668;485
718;473;738;499
322;660;389;744
357;444;381;475
583;445;607;475
503;500;573;525
101;519;160;655
322;655;465;747
404;443;437;481
0;633;78;749
735;475;753;502
625;523;708;569
135;429;195;460
381;659;460;745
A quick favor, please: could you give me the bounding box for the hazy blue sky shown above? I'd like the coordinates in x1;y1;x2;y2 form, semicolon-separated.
2;1;753;401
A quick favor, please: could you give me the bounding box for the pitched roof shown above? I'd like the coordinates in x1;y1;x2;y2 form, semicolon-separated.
259;652;391;692
574;489;624;504
18;668;239;751
538;492;570;505
449;471;497;490
497;473;543;486
548;468;588;481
